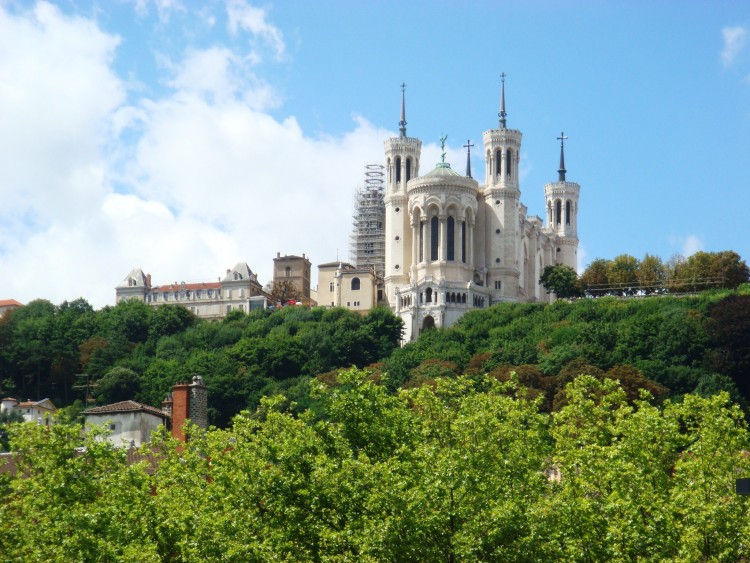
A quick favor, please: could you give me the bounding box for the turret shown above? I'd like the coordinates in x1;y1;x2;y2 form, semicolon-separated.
482;74;523;301
384;84;422;302
544;132;580;269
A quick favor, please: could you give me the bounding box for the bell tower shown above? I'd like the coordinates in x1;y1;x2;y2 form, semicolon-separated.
482;74;523;301
544;132;580;269
384;83;421;304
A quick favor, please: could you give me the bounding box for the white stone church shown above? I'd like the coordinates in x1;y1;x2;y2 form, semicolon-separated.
383;79;580;341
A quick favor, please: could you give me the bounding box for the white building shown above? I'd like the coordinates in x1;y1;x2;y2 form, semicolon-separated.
384;79;580;340
116;262;267;319
1;398;57;426
83;400;168;448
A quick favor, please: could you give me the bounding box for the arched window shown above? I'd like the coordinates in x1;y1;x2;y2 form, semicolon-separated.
426;287;433;303
565;200;571;225
419;221;424;262
406;157;412;182
495;149;501;176
351;277;361;291
430;216;439;261
555;200;562;225
506;149;512;176
395;156;402;183
447;216;455;261
461;221;467;263
462;293;466;304
422;315;435;332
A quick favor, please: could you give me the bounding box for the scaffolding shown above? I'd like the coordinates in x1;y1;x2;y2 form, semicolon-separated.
349;164;385;278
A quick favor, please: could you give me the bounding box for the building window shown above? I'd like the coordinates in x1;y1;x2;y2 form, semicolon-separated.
495;281;502;290
226;305;232;313
566;200;571;225
506;149;512;176
419;222;424;262
430;216;438;261
347;301;351;307
406;157;412;181
351;277;361;291
395;156;402;183
495;149;501;176
285;267;291;277
447;216;455;261
556;200;562;225
238;304;244;312
329;282;334;292
426;287;433;303
462;221;467;263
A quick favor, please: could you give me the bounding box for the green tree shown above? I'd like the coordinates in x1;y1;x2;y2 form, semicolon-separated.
539;264;582;299
607;254;640;295
637;253;667;294
96;367;141;405
579;258;611;296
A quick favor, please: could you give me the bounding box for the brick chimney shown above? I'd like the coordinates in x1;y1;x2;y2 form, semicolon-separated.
169;375;208;442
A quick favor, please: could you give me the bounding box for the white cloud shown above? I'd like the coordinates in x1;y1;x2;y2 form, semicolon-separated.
721;25;746;67
226;0;285;61
0;2;125;305
0;2;389;308
669;234;704;257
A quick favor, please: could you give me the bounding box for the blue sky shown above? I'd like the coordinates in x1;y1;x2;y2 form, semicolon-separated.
1;0;749;307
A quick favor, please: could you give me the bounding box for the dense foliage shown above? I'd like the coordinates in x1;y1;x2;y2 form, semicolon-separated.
2;370;749;561
0;302;403;426
380;286;750;411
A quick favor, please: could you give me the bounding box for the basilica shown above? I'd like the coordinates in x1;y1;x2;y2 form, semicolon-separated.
383;79;580;340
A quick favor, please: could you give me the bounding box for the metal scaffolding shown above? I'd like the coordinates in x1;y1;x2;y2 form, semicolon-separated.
349;164;385;278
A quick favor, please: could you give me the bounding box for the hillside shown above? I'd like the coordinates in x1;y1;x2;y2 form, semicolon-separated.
1;287;749;426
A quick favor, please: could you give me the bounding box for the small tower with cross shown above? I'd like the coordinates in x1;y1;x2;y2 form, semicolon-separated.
545;132;580;269
384;83;422;304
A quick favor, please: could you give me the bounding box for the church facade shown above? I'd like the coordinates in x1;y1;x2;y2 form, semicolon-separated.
384;80;580;341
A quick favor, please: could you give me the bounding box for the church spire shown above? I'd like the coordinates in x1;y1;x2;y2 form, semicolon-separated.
463;139;474;178
498;72;507;129
557;132;568;181
399;82;407;138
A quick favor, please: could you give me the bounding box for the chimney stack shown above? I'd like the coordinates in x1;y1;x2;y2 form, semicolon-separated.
169;375;208;442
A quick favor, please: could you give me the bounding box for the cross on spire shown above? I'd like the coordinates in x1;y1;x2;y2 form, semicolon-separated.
463;139;474;177
499;72;507;128
557;131;568;182
399;82;407;138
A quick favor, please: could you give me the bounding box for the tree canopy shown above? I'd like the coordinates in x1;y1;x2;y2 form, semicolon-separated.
2;371;749;560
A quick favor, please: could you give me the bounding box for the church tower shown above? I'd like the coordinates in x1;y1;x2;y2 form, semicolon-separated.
544;133;580;269
482;74;523;301
384;84;421;304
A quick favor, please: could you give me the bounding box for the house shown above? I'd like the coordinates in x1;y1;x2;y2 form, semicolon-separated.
83;400;169;448
0;299;23;318
115;263;267;320
1;397;57;426
83;375;208;447
317;262;379;313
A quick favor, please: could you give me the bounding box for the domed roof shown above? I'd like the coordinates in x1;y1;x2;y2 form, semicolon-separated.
423;162;462;178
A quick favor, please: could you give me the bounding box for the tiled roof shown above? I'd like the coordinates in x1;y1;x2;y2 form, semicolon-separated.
84;400;168;419
0;299;23;307
150;281;221;293
14;398;56;411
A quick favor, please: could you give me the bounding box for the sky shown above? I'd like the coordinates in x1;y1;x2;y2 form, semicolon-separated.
1;0;749;308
